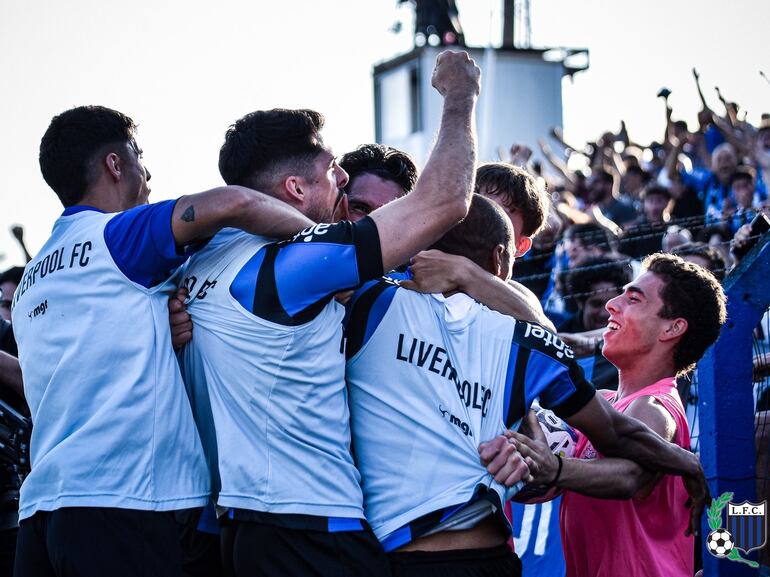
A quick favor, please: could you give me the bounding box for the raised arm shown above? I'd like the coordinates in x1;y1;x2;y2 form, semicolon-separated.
171;186;314;247
538;138;579;190
664;136;685;182
369;50;479;272
692;67;711;114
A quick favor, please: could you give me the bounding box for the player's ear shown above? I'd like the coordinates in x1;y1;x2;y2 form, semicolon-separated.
489;244;505;277
283;175;305;204
661;317;688;342
514;235;532;258
103;152;122;182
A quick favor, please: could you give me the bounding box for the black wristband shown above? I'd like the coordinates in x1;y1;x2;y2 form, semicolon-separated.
546;454;563;487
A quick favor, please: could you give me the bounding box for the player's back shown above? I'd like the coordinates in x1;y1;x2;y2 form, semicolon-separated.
346;280;516;548
346;278;594;550
11;207;209;520
179;224;376;519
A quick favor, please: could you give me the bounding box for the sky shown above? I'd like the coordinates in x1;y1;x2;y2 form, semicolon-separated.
0;0;767;266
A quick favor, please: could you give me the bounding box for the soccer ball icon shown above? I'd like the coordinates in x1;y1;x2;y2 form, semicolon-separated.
707;529;734;557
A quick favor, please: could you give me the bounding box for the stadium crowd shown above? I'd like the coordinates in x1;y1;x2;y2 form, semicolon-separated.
0;49;765;577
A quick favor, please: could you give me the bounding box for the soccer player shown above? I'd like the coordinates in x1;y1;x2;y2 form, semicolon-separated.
178;50;480;576
345;195;710;577
510;253;726;577
338;143;418;222
10;105;314;577
401;162;555;329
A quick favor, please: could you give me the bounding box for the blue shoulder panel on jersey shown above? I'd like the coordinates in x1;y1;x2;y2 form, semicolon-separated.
511;320;595;420
344;279;382;323
363;284;398;346
104;199;189;288
345;279;399;360
230;249;268;312
523;349;576;409
234;218;383;325
502;342;520;421
274;242;360;316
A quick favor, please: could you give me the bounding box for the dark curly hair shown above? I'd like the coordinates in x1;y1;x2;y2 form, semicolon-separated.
339;144;417;197
642;252;727;374
39;105;137;207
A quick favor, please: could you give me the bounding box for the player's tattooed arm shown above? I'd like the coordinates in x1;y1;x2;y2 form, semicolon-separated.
171;186;314;248
180;205;195;222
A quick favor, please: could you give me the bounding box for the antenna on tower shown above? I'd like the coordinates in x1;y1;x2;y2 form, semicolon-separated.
502;0;531;48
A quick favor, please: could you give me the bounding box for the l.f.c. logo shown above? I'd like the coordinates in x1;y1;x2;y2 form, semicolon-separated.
706;492;765;567
727;501;767;554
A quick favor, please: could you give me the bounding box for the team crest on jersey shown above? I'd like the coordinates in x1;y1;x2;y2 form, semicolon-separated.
705;492;764;567
515;321;574;361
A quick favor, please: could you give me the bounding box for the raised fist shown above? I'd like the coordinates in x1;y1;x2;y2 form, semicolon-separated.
431;50;480;98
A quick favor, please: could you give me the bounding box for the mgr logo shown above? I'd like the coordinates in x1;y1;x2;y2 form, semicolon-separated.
705;492;766;568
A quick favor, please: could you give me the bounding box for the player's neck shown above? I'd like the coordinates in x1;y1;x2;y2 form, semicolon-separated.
615;357;676;401
78;187;130;213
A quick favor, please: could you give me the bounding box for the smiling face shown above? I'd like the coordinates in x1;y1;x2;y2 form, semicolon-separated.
601;271;678;369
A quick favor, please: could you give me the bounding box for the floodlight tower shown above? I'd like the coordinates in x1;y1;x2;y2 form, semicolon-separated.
375;0;588;165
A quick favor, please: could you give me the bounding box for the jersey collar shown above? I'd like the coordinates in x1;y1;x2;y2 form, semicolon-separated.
61;205;106;216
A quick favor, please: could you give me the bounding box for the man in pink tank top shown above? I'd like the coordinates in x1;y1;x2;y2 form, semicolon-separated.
510;253;727;577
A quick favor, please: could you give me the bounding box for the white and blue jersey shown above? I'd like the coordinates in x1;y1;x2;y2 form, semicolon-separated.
11;202;209;520
344;280;595;551
178;218;383;530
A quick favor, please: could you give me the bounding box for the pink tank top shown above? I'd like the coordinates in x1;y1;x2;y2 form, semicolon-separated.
559;377;694;577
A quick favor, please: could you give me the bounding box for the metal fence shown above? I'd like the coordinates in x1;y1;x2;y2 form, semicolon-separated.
698;232;770;577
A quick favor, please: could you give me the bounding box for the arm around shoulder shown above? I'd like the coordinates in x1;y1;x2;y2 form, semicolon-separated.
171;186;314;247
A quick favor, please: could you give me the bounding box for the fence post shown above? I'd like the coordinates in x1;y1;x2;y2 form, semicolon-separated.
698;233;770;576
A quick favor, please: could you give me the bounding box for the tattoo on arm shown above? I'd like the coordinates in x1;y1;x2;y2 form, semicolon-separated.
181;205;195;222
